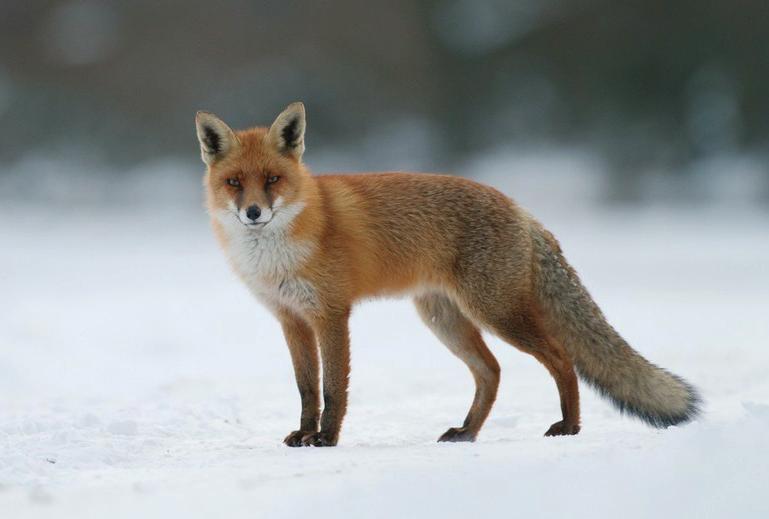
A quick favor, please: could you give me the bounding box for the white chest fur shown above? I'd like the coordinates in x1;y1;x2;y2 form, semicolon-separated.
214;202;317;312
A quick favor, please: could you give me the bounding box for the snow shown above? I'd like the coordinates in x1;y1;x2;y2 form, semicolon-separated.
1;183;769;517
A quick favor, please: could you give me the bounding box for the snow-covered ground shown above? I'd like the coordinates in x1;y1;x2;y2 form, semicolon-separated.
1;182;768;517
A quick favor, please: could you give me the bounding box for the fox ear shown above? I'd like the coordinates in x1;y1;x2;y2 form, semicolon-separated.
267;102;306;160
195;111;238;166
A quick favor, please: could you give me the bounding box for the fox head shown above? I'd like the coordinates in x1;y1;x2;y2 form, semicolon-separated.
195;102;311;231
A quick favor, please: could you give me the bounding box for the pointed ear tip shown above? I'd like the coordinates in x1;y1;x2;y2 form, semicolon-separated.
287;101;305;113
195;110;212;122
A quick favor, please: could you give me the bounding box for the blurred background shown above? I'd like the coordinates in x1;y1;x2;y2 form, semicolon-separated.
2;2;769;513
1;0;769;209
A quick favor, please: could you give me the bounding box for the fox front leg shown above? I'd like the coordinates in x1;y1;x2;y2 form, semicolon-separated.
301;309;351;447
277;309;321;447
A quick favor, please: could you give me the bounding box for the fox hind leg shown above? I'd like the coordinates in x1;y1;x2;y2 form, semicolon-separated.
414;293;501;442
532;348;581;436
487;312;581;436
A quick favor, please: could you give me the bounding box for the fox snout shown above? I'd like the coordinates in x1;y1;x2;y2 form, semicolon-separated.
245;205;261;221
236;203;273;226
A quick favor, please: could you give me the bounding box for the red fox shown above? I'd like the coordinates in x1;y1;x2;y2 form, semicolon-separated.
195;102;700;447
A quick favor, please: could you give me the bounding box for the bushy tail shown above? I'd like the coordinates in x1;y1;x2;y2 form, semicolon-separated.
531;225;701;427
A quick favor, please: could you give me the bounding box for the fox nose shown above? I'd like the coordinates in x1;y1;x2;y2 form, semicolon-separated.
245;205;261;221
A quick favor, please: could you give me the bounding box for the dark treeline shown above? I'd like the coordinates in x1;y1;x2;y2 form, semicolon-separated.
1;0;767;192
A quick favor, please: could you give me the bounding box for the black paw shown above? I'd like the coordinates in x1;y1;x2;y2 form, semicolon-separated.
300;431;338;447
544;420;581;437
283;430;316;447
438;426;476;442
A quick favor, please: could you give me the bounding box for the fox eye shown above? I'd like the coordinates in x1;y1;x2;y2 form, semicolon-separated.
267;175;280;184
226;178;241;187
